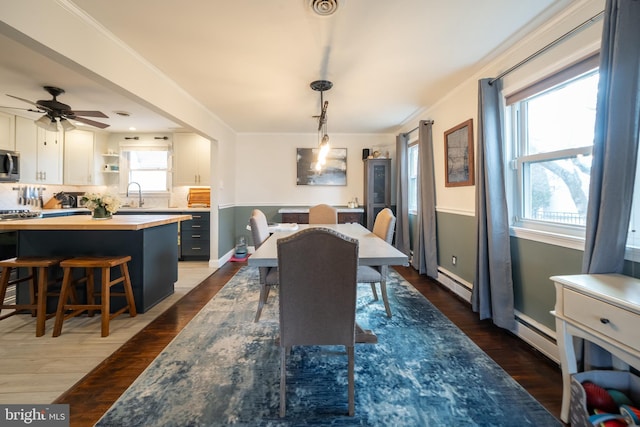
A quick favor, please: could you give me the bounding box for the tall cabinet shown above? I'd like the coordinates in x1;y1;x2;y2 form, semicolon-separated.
363;158;391;230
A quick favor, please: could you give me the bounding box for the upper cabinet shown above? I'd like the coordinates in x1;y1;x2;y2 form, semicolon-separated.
15;116;64;184
64;129;95;185
0;111;15;151
173;133;211;186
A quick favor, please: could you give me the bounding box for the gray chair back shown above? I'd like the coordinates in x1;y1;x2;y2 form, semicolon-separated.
308;204;338;224
250;209;270;249
277;227;358;346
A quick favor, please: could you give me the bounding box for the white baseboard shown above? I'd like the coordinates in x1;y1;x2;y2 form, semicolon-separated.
435;267;559;366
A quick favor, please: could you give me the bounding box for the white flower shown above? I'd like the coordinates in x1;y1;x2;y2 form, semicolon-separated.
81;192;122;214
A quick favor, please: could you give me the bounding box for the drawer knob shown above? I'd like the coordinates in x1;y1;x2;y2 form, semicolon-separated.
600;318;610;324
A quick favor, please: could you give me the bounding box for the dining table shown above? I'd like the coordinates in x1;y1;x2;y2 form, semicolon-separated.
248;223;410;343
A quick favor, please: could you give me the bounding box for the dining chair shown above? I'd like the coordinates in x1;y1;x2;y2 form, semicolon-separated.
357;208;396;317
308;203;338;224
249;209;279;322
277;227;358;417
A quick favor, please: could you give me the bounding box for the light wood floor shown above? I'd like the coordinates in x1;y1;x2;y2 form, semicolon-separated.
0;261;217;405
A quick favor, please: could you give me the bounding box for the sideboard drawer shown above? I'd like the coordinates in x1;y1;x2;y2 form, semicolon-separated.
564;288;640;353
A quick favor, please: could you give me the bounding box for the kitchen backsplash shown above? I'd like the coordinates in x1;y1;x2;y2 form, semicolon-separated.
0;183;198;211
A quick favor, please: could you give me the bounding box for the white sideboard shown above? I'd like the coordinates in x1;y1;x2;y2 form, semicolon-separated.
551;273;640;423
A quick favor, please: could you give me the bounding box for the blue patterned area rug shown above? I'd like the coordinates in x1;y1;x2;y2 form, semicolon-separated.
96;267;560;426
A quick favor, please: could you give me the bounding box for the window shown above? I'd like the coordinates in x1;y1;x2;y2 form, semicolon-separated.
408;142;419;213
508;64;599;237
119;143;171;193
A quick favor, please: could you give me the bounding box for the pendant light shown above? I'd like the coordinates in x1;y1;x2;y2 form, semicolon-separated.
310;80;332;171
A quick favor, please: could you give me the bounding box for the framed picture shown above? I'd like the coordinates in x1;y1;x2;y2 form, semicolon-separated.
296;147;347;186
444;119;474;187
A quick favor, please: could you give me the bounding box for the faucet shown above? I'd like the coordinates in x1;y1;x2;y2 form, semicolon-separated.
126;182;144;207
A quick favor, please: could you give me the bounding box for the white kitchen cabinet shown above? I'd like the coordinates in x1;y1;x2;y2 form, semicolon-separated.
0;111;15;151
173;133;210;186
15;116;64;184
64;129;95;184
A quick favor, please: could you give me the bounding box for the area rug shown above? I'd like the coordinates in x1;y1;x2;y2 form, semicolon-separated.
96;267;561;426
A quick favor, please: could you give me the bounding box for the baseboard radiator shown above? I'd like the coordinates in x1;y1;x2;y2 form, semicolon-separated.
434;267;560;365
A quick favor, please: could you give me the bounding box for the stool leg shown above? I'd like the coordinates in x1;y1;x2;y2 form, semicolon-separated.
28;267;37;317
86;268;95;317
121;263;137;317
0;266;11;316
35;266;48;337
53;267;73;337
101;267;110;337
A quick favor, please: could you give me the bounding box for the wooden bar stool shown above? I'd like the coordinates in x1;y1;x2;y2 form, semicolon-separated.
0;256;65;337
53;255;137;337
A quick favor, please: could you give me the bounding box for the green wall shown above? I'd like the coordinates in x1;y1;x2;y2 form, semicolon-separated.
218;206;237;257
433;211;583;331
510;237;582;329
435;212;476;283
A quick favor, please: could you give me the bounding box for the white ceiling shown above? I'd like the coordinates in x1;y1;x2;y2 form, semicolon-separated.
0;0;572;134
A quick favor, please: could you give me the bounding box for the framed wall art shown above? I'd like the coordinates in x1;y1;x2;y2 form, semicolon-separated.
444;119;474;187
296;147;347;186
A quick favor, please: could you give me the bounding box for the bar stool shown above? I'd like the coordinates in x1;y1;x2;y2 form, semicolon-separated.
0;256;65;337
53;255;137;337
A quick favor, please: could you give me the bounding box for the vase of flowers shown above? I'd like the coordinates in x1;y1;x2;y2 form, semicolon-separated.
81;192;121;220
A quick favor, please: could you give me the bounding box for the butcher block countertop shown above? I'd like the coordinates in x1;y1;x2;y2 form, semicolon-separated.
0;214;192;231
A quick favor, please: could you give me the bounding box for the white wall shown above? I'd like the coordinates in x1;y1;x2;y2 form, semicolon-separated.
235;133;395;206
401;0;605;217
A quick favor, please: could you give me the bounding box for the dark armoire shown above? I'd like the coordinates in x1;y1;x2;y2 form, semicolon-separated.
363;158;391;230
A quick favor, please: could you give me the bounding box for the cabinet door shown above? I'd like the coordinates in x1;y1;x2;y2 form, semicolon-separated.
37;127;64;184
64;130;94;184
15;116;38;183
0;111;15;151
364;159;391;229
173;133;210;186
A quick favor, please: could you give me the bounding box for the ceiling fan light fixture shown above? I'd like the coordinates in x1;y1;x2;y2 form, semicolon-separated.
59;118;76;132
34;115;59;132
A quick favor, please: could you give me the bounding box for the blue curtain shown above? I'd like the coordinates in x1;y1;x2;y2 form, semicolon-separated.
394;132;411;256
412;120;438;278
472;78;516;332
582;0;640;274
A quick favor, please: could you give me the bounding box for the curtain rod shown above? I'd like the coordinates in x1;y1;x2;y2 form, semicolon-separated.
403;120;434;136
489;10;604;85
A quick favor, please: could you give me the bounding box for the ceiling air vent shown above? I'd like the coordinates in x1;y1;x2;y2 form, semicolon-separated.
310;0;338;16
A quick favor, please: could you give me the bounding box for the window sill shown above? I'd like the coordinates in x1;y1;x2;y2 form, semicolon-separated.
510;226;585;251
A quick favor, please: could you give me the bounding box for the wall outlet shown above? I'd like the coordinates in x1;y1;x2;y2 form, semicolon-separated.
452;255;457;265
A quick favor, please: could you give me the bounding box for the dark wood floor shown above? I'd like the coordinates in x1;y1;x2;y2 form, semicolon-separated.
55;261;566;426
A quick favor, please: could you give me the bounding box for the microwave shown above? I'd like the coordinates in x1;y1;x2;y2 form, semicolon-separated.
0;150;19;182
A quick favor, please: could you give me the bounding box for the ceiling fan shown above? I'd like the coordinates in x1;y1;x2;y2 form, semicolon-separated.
4;86;110;130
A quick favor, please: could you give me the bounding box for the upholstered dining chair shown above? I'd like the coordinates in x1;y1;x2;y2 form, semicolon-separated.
308;203;338;224
277;227;358;417
357;208;396;317
249;209;279;322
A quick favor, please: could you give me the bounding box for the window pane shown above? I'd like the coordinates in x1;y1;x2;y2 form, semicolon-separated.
523;155;592;226
525;72;598;155
408;145;418;212
129;171;168;191
129;151;168;169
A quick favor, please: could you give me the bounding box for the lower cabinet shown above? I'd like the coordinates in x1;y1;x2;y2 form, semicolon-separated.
115;210;210;261
180;212;210;260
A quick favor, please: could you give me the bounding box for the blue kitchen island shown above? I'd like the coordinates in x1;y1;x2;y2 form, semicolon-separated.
0;214;191;313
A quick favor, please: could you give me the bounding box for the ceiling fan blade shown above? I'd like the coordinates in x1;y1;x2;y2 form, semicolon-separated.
0;105;45;113
6;94;44;109
68;110;109;118
69;116;110;129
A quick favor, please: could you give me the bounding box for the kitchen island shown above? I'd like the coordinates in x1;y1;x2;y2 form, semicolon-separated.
0;214;191;313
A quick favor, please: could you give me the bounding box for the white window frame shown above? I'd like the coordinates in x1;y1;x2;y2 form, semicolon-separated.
506;58;599;250
118;141;172;195
408;140;419;215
